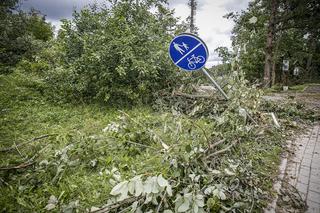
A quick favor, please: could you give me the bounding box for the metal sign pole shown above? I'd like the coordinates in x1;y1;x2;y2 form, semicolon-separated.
201;68;229;100
201;68;256;124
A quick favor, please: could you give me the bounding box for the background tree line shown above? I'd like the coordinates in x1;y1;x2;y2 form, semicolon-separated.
215;0;320;87
1;0;319;107
0;0;53;73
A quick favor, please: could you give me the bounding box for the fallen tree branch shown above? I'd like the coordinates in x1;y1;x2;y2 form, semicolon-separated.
203;139;226;155
205;142;236;160
172;91;215;99
91;197;143;213
0;134;56;152
0;161;35;171
0;144;50;171
125;140;157;150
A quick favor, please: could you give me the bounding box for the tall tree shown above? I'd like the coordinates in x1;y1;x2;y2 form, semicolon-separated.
263;0;278;87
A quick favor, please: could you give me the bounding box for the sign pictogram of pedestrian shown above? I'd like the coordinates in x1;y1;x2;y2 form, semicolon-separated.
169;33;209;71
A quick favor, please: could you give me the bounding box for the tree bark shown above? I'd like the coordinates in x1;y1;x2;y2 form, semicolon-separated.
271;60;276;86
263;0;278;87
306;35;316;81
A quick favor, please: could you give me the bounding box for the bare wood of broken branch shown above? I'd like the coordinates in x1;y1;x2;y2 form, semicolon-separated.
205;142;236;160
203;139;226;154
0;144;50;171
91;197;143;213
0;161;35;171
173;91;214;99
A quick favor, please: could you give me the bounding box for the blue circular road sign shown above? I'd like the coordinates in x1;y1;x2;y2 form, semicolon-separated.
169;33;209;71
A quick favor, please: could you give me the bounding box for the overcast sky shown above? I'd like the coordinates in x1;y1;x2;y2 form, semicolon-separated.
21;0;250;66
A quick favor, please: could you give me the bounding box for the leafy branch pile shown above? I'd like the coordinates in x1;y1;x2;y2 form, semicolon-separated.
154;71;262;118
75;72;287;212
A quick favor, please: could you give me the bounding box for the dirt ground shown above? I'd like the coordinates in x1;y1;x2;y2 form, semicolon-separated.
263;85;320;111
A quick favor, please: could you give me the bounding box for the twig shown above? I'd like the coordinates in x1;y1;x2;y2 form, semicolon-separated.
125;141;157;150
0;161;35;170
0;144;50;171
210;139;226;149
205;142;236;159
173;91;214;99
156;191;167;213
91;197;143;213
0;134;55;152
189;121;209;144
203;139;226;154
14;141;24;158
245;110;258;125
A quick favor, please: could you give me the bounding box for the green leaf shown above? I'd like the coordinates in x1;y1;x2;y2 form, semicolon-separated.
185;144;192;153
128;181;135;195
219;191;226;200
134;179;143;197
110;181;128;196
178;200;190;212
157;174;168;188
193;203;199;213
224;168;235;176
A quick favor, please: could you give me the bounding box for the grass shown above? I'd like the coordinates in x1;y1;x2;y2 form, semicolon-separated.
0;72;169;211
0;71;294;212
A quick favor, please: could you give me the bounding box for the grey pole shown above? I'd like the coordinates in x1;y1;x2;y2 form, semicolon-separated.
201;68;229;100
200;67;257;124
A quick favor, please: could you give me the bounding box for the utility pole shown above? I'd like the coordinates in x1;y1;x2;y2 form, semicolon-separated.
188;0;197;34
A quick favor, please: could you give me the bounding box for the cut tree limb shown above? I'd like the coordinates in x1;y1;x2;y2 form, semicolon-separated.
205;142;236;160
0;134;56;152
91;197;143;213
0;161;35;171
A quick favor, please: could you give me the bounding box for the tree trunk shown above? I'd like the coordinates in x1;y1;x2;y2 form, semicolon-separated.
306;36;316;81
263;0;278;87
271;60;276;86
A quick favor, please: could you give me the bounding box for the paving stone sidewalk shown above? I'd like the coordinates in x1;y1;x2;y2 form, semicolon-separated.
286;125;320;212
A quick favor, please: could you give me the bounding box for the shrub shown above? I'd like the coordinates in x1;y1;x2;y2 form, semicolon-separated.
46;0;183;105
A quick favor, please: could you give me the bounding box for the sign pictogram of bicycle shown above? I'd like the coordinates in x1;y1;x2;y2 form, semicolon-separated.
187;54;205;70
168;33;208;71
